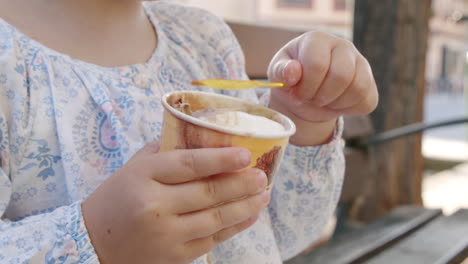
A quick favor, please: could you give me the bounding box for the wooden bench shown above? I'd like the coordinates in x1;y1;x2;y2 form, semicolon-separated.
286;206;468;264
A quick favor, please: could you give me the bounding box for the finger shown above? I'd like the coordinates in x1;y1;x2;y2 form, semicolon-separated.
327;56;374;110
267;36;299;83
268;59;303;87
293;33;334;101
178;190;269;240
151;147;251;184
341;80;379;116
184;215;259;260
310;42;357;107
271;88;340;121
169;168;268;214
296;102;341;122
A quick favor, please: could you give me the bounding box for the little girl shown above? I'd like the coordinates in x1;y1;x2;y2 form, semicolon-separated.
0;0;378;263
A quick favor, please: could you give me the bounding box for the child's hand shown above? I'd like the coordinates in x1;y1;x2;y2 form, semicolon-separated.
267;31;379;145
82;142;269;264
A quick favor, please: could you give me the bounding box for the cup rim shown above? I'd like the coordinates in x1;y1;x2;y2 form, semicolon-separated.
161;91;296;139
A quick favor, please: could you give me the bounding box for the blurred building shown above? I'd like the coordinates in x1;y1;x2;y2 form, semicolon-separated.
255;0;353;39
172;0;257;22
175;0;468;94
427;0;467;94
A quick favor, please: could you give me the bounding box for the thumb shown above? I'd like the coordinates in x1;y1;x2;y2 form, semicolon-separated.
268;59;303;87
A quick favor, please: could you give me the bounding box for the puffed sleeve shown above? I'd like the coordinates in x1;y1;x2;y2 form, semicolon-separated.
0;21;99;264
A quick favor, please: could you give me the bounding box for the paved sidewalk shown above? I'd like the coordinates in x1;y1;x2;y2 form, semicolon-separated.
422;135;468;215
422;136;468;162
423;162;468;215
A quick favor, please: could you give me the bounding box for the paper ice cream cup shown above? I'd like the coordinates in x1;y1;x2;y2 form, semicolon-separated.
160;91;296;188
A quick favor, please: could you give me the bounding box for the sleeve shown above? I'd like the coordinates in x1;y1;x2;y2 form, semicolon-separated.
269;118;345;261
0;25;99;263
0;197;99;264
212;20;346;260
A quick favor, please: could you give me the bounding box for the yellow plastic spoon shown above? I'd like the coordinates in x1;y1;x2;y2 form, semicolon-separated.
191;79;285;90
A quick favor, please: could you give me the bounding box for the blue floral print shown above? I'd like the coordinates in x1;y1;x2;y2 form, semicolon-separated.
19;140;61;180
0;1;344;263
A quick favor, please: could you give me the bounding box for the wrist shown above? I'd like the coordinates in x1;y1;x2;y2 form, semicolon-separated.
269;96;337;146
288;115;337;146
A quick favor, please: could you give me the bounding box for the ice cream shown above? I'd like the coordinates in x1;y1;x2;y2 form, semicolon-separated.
193;109;285;137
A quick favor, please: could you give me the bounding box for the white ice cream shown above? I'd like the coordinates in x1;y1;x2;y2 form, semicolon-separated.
196;110;285;136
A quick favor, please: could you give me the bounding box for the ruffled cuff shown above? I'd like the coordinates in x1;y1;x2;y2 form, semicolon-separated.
282;117;344;176
67;201;100;263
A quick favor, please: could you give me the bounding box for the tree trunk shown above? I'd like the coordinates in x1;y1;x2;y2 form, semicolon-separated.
352;0;431;220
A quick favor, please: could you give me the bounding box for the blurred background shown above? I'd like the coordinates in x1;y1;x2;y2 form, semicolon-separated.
173;0;468;218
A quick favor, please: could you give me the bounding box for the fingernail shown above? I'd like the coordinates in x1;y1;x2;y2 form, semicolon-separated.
286;74;299;86
261;191;271;204
239;149;251;166
281;60;292;79
256;170;268;190
283;61;299;86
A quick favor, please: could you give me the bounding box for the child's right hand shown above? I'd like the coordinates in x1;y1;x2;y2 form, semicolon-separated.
81;142;269;264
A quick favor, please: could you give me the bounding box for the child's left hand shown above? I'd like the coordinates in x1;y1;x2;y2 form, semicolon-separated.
267;31;379;146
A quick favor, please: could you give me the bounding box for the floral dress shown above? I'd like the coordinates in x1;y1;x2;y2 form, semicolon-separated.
0;1;344;263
